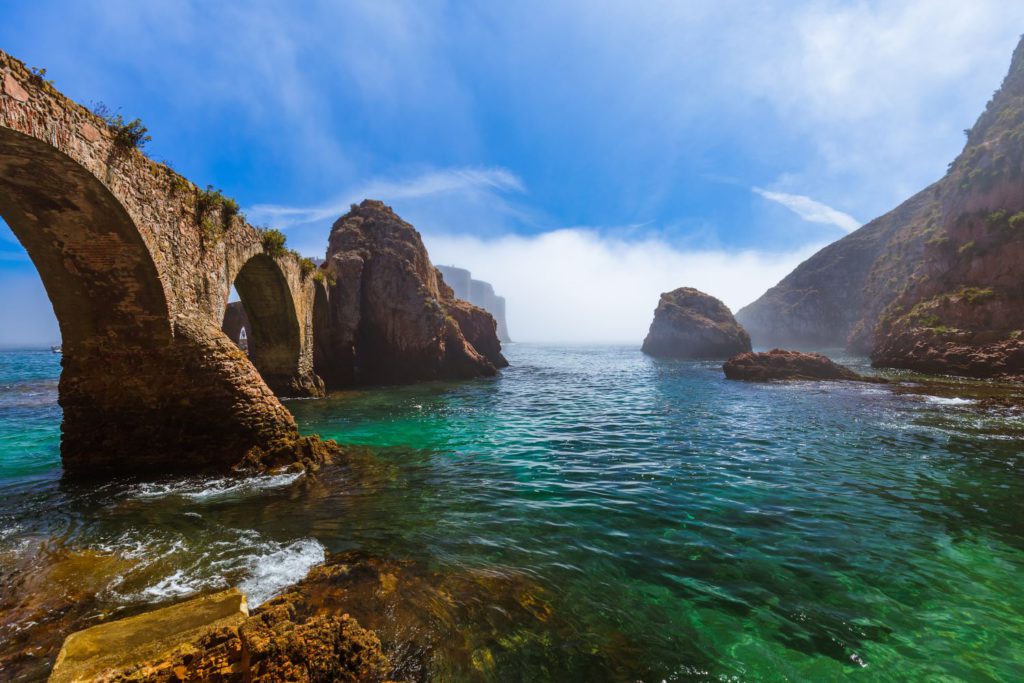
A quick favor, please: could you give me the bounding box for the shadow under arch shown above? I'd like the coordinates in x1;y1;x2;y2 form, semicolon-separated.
226;253;316;397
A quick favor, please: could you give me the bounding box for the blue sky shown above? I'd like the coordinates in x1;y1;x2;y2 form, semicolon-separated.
2;1;1023;344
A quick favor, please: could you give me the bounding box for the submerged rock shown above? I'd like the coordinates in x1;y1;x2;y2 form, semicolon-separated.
316;200;507;387
642;288;751;359
723;349;882;382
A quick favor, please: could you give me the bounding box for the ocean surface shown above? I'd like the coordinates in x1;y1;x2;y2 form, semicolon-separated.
1;345;1022;681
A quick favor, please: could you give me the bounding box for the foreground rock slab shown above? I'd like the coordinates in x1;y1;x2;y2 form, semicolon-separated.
49;589;249;683
642;287;751;359
723;349;884;382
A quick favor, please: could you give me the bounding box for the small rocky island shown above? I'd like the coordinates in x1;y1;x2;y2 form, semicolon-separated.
642;287;752;359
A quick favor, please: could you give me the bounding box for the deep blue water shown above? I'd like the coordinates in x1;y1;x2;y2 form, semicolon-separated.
1;345;1023;681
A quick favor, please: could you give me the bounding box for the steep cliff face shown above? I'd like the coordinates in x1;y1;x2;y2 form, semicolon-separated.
436;264;512;342
735;182;938;351
871;38;1024;376
317;200;506;387
739;36;1024;377
642;288;751;359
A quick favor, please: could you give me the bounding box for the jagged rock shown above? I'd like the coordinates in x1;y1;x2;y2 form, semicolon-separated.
642;288;751;359
317;200;506;386
723;349;883;382
72;589;390;683
49;589;250;683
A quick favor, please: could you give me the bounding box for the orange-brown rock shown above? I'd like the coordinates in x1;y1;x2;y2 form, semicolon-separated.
97;596;389;682
316;200;506;387
642;288;751;359
724;349;882;382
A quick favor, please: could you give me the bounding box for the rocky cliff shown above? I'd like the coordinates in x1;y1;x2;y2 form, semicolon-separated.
315;200;507;387
736;188;937;351
871;37;1024;377
436;264;512;342
642;287;751;359
739;36;1024;378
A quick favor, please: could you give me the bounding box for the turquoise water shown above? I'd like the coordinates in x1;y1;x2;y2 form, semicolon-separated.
1;345;1023;681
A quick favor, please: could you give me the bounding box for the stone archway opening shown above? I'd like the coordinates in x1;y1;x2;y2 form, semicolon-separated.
223;254;320;397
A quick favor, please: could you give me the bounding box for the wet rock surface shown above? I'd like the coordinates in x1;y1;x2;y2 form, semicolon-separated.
723;349;882;382
642;288;751;359
317;200;506;387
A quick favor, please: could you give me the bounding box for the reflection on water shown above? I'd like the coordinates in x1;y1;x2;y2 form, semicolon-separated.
0;346;1023;681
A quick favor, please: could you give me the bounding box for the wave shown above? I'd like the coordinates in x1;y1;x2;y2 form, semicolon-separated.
130;471;304;502
923;396;977;406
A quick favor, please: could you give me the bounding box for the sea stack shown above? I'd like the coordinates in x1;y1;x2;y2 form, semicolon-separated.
641;287;752;359
316;200;507;387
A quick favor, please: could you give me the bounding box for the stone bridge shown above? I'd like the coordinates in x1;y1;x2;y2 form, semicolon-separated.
0;50;330;474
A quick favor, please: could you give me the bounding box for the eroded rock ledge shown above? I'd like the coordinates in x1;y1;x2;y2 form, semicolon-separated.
723;349;884;383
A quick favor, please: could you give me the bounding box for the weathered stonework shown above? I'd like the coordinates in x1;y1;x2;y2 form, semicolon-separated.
0;50;329;474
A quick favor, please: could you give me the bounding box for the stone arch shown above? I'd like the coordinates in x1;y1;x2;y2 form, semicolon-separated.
0;127;303;474
227;254;309;396
0;49;333;475
0;127;172;348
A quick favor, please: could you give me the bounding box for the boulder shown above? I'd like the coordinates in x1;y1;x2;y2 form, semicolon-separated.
317;200;506;387
723;349;883;382
642;287;751;359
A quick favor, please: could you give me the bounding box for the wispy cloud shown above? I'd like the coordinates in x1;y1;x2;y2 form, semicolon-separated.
247;167;525;228
753;187;860;233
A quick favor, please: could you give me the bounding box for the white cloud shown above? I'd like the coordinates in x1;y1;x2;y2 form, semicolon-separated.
247;167;525;229
425;229;822;344
753;188;860;233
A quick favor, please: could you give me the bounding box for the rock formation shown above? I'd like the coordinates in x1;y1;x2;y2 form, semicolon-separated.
436;264;512;342
738;37;1024;380
52;587;390;682
315;200;507;387
642;287;751;359
723;349;882;382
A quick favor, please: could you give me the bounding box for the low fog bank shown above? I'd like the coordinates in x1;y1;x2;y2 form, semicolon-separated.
0;228;820;348
426;229;822;344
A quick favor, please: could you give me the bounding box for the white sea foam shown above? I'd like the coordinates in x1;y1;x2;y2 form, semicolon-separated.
924;396;977;406
135;568;229;601
107;528;325;609
131;471;304;501
237;538;326;606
